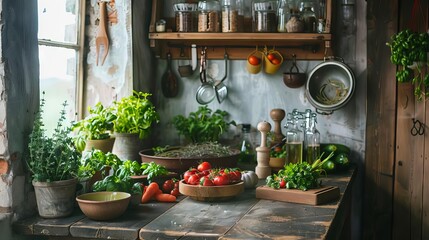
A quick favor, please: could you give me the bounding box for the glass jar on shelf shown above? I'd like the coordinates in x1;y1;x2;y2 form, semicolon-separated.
277;0;291;32
286;10;304;33
198;0;221;32
252;0;277;32
301;1;317;32
174;0;198;32
221;0;239;32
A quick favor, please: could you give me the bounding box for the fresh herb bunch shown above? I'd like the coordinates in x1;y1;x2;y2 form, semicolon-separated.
77;149;122;180
141;162;169;183
27;97;81;182
172;105;236;143
266;152;334;191
112;91;160;139
72;102;117;152
386;29;429;100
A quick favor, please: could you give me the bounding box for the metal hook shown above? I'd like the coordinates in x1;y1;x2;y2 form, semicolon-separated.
411;118;425;136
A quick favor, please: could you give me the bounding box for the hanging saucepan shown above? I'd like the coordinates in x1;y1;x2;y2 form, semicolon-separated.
196;47;215;104
305;57;355;115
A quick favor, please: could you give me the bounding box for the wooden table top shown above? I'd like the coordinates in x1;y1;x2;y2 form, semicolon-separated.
13;168;356;240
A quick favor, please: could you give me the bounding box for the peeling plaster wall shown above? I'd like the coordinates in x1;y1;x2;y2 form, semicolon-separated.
0;0;39;239
83;0;133;110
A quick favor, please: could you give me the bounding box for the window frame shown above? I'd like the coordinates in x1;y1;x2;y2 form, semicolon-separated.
37;0;86;119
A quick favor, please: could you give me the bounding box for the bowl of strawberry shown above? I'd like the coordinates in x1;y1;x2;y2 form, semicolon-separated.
179;162;244;201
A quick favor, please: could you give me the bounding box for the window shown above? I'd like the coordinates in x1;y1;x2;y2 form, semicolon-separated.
38;0;85;132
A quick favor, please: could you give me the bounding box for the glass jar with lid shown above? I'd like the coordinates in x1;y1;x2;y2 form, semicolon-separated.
252;0;277;33
174;0;198;32
221;0;239;32
198;0;221;32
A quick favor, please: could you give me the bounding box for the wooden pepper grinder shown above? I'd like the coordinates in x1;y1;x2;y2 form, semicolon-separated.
270;108;285;146
255;121;272;179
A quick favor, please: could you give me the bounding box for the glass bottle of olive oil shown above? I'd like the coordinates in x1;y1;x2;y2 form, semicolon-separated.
305;113;320;164
285;115;303;164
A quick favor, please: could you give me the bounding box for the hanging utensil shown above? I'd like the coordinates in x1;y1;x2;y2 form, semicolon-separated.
196;47;215;104
213;52;229;103
161;52;179;98
95;0;109;66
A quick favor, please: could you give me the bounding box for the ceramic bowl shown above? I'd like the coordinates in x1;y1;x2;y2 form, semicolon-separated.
76;191;131;221
179;180;244;202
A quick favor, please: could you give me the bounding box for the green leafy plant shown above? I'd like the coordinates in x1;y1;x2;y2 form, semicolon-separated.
27;97;81;182
112;91;160;139
72;102;117;152
77;149;122;180
172;105;236;143
387;29;429;100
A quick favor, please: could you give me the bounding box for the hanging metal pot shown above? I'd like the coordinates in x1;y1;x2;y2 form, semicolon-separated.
305;57;355;115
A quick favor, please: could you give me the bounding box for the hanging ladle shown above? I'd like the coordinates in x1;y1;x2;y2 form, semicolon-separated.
196;47;215;104
213;52;228;103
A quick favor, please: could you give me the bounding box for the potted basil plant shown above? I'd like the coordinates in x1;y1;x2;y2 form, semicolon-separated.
72;102;117;153
27;97;81;218
387;29;429;100
111;91;160;161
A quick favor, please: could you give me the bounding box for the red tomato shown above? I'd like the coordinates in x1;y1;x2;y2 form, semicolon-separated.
183;169;198;183
187;174;201;185
267;53;276;61
229;170;242;183
271;58;280;65
200;176;215;186
162;179;174;193
280;179;286;188
197;162;212;172
171;188;180;197
248;56;260;65
174;181;179;189
213;175;230;186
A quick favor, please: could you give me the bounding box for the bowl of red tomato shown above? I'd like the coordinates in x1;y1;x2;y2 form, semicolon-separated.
178;162;244;202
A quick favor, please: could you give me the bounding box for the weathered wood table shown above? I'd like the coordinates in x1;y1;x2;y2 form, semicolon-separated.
14;168;356;240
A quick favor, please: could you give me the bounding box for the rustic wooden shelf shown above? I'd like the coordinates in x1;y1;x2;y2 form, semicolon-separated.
148;0;333;60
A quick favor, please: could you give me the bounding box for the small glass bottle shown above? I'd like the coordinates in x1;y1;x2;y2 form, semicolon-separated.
198;0;221;32
305;113;320;164
277;0;291;32
221;0;239;32
238;124;256;163
285;115;304;164
301;2;317;32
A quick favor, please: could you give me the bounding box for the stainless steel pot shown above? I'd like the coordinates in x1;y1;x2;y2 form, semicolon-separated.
305;57;355;115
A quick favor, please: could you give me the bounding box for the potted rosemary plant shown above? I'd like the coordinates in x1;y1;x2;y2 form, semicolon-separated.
387;29;429;100
27;97;81;218
111;91;160;161
72;102;117;153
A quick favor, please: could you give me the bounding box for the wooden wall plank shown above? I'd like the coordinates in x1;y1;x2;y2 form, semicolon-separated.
393;1;428;239
364;0;398;238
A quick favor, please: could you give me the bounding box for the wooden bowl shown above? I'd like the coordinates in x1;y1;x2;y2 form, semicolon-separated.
76;192;130;221
139;147;240;175
178;180;244;202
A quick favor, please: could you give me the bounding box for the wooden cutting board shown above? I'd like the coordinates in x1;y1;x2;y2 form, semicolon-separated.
256;185;340;205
